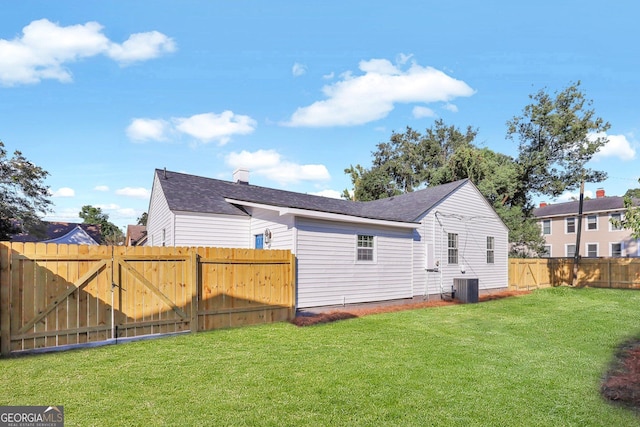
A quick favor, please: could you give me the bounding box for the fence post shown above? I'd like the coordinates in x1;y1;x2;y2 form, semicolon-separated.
0;243;11;356
190;249;199;332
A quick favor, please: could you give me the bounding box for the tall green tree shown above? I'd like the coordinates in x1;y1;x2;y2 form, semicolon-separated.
0;141;51;240
79;205;124;245
137;212;148;226
612;179;640;239
507;81;610;203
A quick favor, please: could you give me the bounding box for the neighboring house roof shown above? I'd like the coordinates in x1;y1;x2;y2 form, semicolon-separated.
11;222;102;244
154;169;470;223
126;225;147;246
534;197;640;218
42;225;99;245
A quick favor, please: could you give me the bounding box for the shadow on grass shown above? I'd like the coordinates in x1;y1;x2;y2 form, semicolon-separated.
290;290;531;327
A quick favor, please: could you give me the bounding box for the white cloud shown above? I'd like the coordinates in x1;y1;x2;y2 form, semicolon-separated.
443;103;459;113
283;56;475;127
0;19;175;86
107;31;176;64
94;185;109;192
226;149;330;185
322;72;335;80
292;62;307;77
115;187;150;199
173;111;257;145
412;106;436;118
52;187;75;197
126;118;171;142
592;133;636;161
310;189;342;199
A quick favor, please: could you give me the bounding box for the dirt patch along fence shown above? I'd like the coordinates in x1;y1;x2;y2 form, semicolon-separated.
0;243;296;356
509;258;640;290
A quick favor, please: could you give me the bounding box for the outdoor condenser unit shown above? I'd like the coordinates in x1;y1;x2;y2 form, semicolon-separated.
453;278;479;303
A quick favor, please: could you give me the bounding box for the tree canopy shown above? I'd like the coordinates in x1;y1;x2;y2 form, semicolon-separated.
612;179;640;239
79;205;124;245
506;81;610;201
0;141;51;240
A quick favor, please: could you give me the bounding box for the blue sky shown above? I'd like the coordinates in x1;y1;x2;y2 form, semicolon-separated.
1;1;638;230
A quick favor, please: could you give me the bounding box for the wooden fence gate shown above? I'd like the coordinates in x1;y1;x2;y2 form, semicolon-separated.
0;243;296;356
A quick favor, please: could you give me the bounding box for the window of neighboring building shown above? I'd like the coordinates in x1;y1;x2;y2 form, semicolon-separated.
566;217;576;234
587;215;598;231
357;235;374;261
255;234;264;249
566;244;576;258
448;233;458;264
542;219;551;235
162;228;166;246
586;243;598;258
486;236;495;264
541;245;551;258
611;243;622;257
610;213;623;231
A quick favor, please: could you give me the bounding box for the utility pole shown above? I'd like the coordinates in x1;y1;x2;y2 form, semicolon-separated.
572;179;585;286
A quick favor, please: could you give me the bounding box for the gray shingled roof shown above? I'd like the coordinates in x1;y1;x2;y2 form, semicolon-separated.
533;196;640;217
155;169;468;223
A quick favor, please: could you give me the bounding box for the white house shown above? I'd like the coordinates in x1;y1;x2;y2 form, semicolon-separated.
146;168;509;308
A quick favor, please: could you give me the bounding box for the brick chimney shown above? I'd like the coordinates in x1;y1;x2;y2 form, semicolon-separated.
596;188;605;198
540;202;548;208
233;168;249;184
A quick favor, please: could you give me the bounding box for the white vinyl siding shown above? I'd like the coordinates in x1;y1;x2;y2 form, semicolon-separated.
413;181;509;297
296;218;413;308
146;174;175;246
174;212;250;248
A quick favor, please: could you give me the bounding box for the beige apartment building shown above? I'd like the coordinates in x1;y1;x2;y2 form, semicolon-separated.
533;189;639;258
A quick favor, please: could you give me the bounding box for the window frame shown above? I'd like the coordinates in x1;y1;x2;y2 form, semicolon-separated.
448;233;459;264
611;242;623;257
566;244;576;258
586;243;598;258
610;213;623;231
356;234;375;262
586;215;598;231
541;245;551;258
486;236;495;264
566;217;576;234
541;219;551;235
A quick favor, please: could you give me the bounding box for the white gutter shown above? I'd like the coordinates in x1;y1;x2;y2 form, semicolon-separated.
224;198;420;230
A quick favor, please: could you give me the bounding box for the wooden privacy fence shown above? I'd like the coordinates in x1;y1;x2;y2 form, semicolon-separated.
509;258;640;290
0;243;296;356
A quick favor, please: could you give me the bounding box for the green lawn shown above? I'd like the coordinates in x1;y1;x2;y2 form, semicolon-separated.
1;287;639;426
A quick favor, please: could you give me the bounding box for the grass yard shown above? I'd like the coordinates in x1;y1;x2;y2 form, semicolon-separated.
1;287;639;426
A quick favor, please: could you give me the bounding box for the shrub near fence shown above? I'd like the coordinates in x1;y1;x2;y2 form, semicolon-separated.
0;242;296;356
509;258;640;290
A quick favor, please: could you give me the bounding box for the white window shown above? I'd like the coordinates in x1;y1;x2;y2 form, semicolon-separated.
610;213;623;231
611;243;623;257
542;219;551;235
357;235;374;261
587;215;598;231
586;243;598;258
541;245;551;258
448;233;458;264
486;236;495;264
566;244;576;258
566;217;576;234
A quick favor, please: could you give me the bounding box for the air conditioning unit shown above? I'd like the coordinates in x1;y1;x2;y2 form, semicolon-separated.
454;278;479;303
